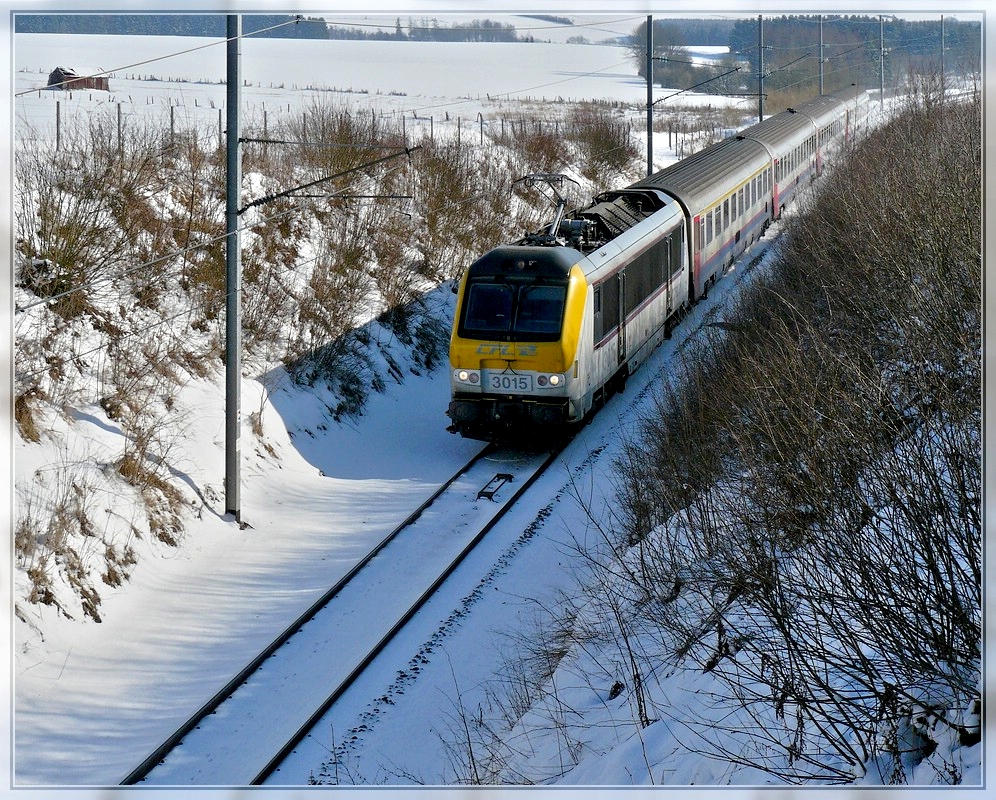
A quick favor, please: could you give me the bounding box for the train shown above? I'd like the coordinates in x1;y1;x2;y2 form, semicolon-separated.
446;86;870;442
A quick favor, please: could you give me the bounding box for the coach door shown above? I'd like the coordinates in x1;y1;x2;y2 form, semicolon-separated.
617;272;627;365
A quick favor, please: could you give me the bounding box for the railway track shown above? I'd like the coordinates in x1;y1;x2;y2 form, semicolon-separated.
122;443;561;786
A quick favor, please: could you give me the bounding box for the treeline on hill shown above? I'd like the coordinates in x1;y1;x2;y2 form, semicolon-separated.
628;15;980;108
14;13;522;42
332;18;520;43
14;14;331;39
605;79;981;783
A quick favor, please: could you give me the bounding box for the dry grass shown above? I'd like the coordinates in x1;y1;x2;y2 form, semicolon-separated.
14;387;44;442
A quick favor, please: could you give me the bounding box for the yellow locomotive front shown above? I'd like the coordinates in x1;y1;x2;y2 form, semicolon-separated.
447;244;589;442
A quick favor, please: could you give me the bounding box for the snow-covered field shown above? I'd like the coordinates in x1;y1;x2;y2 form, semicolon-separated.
12;22;743;155
4;8;987;800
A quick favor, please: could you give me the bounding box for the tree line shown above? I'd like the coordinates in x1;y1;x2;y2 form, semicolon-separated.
14;14;330;39
14;13;522;42
627;15;981;108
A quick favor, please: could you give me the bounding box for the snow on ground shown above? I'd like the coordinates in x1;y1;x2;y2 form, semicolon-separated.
5;10;987;800
6;20;696;797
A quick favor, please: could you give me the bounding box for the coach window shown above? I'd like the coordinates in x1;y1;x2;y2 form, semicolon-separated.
601;278;619;336
723;198;729;230
706;210;713;245
670;230;683;276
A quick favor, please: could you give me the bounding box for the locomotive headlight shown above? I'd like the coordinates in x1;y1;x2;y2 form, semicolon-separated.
537;373;563;388
455;369;480;385
548;374;562;387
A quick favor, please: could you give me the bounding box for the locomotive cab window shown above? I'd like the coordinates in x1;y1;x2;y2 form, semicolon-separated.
460;278;567;341
514;285;566;335
464;283;513;333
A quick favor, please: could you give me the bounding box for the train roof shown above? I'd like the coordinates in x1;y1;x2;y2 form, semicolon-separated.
632;88;869;215
739;109;815;151
632;136;771;216
788;92;858;126
574;188;667;238
740;86;869;150
467;244;581;279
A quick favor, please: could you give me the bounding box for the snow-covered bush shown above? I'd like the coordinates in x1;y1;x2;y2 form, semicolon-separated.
605;82;981;784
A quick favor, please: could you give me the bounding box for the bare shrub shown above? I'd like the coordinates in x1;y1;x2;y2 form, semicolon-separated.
506;116;568;174
565;103;640;184
16;467;104;622
285;206;372;380
169;126;227;320
286;97;396;176
412;139;489;282
609;84;981;782
15;111;179;318
14;386;45;443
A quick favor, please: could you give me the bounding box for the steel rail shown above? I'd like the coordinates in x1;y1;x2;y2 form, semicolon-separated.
251;443;564;785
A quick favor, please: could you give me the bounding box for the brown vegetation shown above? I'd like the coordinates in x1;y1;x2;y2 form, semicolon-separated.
610;80;980;782
14;91;646;616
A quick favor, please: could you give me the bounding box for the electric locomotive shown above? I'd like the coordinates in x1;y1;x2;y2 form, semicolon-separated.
447;181;686;442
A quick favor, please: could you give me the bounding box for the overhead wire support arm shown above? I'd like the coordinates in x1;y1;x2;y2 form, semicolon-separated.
769;52;813;74
239;145;421;212
652;66;742;107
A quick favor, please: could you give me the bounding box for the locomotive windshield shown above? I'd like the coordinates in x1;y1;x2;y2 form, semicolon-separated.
460;280;567;341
